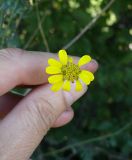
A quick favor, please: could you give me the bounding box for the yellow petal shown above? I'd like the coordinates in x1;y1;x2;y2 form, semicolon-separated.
48;75;63;84
68;57;73;63
75;80;83;91
80;70;94;81
58;50;68;65
78;55;91;67
48;58;62;68
79;73;90;85
63;80;71;91
51;81;63;92
82;70;94;81
46;66;61;74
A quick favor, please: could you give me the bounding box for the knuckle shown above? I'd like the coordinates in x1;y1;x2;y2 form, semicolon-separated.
26;97;57;132
0;48;25;82
0;48;24;61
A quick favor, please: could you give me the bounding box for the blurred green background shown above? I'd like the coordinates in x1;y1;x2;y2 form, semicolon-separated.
0;0;132;159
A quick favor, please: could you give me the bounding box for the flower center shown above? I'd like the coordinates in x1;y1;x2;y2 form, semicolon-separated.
61;62;81;82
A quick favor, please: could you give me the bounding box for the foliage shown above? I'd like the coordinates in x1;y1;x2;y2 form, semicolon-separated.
0;0;132;159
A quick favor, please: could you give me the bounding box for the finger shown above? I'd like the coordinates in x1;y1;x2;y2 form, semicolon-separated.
0;93;74;128
0;48;98;95
81;59;99;73
0;82;87;160
52;107;74;128
0;48;53;96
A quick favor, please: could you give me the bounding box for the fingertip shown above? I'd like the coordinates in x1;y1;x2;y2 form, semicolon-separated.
81;59;99;73
52;107;74;128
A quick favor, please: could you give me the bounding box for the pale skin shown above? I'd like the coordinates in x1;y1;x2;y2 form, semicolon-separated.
0;48;98;160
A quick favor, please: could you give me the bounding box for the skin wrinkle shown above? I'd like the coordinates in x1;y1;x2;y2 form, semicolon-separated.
18;51;51;85
40;85;68;111
0;89;71;160
0;48;24;74
1;136;34;160
23;85;69;133
24;98;53;134
33;97;57;131
0;50;23;96
0;101;47;160
0;118;32;160
13;135;39;160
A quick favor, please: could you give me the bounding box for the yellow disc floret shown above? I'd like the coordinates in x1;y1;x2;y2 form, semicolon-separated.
61;62;81;82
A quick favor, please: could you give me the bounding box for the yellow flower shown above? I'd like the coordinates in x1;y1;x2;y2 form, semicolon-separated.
46;50;94;92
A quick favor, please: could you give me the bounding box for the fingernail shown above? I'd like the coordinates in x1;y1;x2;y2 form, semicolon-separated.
81;59;98;72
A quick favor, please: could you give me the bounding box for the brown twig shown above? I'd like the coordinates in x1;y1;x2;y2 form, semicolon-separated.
43;121;132;157
62;0;116;49
36;2;50;52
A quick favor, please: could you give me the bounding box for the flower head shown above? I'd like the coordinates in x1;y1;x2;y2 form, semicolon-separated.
46;50;94;92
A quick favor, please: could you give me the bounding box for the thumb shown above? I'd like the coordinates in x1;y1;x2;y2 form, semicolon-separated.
0;83;87;160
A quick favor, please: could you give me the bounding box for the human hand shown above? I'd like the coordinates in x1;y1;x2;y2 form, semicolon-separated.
0;48;98;160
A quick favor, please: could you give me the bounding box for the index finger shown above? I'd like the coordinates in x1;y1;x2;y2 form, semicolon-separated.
0;48;98;96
